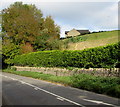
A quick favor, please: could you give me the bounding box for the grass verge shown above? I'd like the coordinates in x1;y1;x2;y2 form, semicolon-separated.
2;68;120;98
2;69;72;86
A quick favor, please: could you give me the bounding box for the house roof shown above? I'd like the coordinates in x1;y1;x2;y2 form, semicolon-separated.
65;31;69;34
76;30;90;34
65;29;90;34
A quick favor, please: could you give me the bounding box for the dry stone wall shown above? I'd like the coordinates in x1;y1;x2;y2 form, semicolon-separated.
11;66;120;77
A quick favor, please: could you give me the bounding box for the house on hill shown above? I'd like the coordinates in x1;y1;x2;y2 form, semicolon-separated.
65;29;90;38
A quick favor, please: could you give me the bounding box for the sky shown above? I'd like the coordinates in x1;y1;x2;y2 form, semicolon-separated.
0;0;119;38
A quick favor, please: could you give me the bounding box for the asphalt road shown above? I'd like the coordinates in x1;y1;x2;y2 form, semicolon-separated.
1;72;120;106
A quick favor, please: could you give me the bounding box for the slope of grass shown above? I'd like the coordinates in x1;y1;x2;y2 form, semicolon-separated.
62;30;119;50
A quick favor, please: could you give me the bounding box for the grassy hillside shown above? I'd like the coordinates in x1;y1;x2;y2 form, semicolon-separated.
62;30;119;50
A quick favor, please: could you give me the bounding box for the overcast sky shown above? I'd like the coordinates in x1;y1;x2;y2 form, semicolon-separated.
0;0;119;37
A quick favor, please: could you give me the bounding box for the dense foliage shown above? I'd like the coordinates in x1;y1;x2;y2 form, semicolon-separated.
13;42;120;68
2;2;60;47
2;2;61;66
71;73;120;98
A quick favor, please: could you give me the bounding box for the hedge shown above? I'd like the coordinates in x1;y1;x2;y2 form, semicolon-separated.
13;42;120;68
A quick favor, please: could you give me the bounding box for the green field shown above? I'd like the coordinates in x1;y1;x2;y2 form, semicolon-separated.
62;30;119;50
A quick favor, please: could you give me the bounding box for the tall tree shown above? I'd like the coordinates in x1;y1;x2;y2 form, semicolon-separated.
44;16;60;40
43;16;60;50
2;2;44;45
2;2;61;65
2;2;60;51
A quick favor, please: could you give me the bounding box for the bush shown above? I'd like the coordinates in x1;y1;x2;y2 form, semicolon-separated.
70;74;120;98
2;42;20;66
64;35;87;43
13;42;120;68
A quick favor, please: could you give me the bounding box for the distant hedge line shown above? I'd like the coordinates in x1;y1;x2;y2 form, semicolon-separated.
13;42;120;68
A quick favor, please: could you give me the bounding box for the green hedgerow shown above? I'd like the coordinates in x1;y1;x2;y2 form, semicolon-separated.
13;42;119;68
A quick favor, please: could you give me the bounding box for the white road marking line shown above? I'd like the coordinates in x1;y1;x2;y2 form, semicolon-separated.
83;99;105;104
34;87;39;90
2;74;84;107
11;78;17;81
24;82;83;106
20;81;26;84
57;97;64;101
83;99;117;107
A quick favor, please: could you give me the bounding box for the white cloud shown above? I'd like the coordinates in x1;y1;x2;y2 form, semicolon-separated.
91;3;118;30
45;2;118;36
0;1;118;37
1;0;119;3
